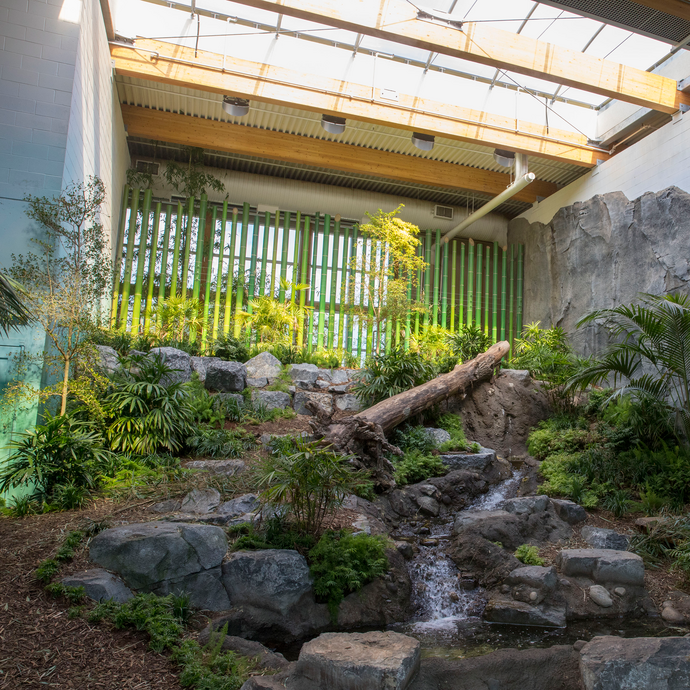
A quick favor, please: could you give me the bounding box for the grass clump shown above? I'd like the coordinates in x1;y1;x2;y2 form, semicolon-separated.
187;428;256;458
514;544;544;566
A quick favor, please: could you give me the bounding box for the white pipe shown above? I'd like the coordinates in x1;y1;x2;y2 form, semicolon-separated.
441;172;536;245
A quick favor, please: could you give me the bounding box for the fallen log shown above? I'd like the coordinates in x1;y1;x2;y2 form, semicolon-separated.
307;341;511;491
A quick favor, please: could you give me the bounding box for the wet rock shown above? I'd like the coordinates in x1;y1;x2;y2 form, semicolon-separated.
288;363;319;384
420;539;438;547
581;526;629;551
558;549;645;586
245;351;282;380
293;391;333;416
62;568;133;603
551;499;587;524
294;631;420;690
184;459;246;476
424;428;451;446
579;636;690;690
95;345;120;375
148;347;192;385
660;590;690;624
483;597;566;628
180;488;221;514
252;390;291;410
205;360;247;392
588;585;613;608
396;543;414;560
448;534;521;588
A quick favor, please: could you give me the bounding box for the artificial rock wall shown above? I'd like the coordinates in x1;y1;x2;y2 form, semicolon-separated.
507;186;690;356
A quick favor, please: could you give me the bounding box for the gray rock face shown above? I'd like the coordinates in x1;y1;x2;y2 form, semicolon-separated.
581;526;630;551
417;495;440;517
334;394;362;412
252;390;291;410
508;187;690;356
246;377;268;388
483;597;566;628
190;356;221;383
579;636;690;690
184;459;245;476
551;499;587;524
148;347;192;385
504;495;550;515
558;549;644;586
222;549;313;616
95;345;120;375
245;351;282;380
180;488;221;514
150;498;182;513
288;363;319;384
204;360;247;392
217;493;260;517
89;522;228;590
589;585;613;608
62;568;133;603
506;565;558;605
424;427;451;446
441;447;496;472
293;391;333;416
295;631;420;690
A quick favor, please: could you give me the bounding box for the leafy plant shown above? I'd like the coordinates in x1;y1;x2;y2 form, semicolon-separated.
445;324;493;363
309;530;389;621
212;334;249;363
393;449;446;486
353;347;435;407
187;428;255;458
164;146;225;199
437;413;468;452
0;271;31;334
44;583;86;603
35;559;60;583
602;489;633;517
153;296;207;348
514;544;544;566
4;494;38;517
391;425;436;455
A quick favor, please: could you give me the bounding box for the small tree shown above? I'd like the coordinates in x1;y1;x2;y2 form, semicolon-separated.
349;205;427;352
7;177;111;415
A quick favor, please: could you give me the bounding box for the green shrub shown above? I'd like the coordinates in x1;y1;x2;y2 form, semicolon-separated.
187;428;255;458
391;425;436;455
55;530;84;561
445;324;493;363
100;454;187;500
212;334;249;363
539;453;601;508
527;424;591;460
437;413;468;452
4;494;38;517
514;544;544;566
44;583;86;603
35;559;60;583
231;516;317;553
393;449;446;486
309;530;389;621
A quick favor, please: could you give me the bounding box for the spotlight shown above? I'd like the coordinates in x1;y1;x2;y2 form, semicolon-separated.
411;132;435;151
321;114;346;134
493;149;515;167
222;96;250;117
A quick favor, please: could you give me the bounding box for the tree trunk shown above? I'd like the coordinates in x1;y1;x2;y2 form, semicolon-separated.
308;341;511;491
60;355;70;415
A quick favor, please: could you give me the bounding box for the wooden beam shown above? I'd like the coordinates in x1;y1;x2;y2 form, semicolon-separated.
112;39;607;167
227;0;690;114
120;105;559;203
629;0;690;22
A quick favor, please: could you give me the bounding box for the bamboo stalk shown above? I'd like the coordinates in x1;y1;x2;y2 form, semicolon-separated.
190;194;208;342
338;222;350;349
279;212;291;303
291;211;301;305
234;203;250;337
424;230;431;326
317;215;331;350
248;210;260;302
297;215;310;348
492;241;498;342
157;204;172;317
143;201;162;335
181;197;195;299
414;240;421;337
365;238;374;357
475;242;483;329
450;240;457;332
346;227;357;353
484;247;490;337
405;259;412;351
517;244;524;341
259;211;271;297
308;214;320;353
109;184;129;328
441;239;448;329
201;205;217;348
328;216;340;349
213;200;228;342
500;244;507;341
459;241;465;328
433;228;441;326
467;239;474;326
131;188;152;334
224;207;238;335
170;202;183;300
118;188;139;330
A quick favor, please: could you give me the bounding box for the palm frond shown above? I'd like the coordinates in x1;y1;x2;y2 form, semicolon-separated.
0;272;32;334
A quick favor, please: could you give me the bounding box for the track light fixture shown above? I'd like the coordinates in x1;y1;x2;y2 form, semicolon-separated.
411;132;435;151
222;96;250;117
321;114;346;134
493;149;515;167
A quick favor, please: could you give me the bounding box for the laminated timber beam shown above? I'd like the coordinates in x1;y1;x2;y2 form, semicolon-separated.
120;105;559;203
228;0;690;115
111;39;608;167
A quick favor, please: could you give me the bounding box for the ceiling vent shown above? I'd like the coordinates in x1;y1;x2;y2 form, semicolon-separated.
434;204;454;220
135;160;159;175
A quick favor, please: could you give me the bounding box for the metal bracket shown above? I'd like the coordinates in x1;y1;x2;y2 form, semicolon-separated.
677;76;690;93
679;103;690;114
417;10;463;31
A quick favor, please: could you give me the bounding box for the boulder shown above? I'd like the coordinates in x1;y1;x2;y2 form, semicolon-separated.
660;590;690;624
424;428;451;446
150;498;182;513
579;636;690;690
448;533;521;588
506;565;557;605
190;356;221;383
185;459;246;476
416;495;440;517
245;351;282;380
247;377;268;388
252;390;291;410
222;549;313;616
288;363;319;384
334;394;362;412
551;499;587;524
89;522;228;590
214;392;245;407
329;370;352;385
205;360;247;392
148;347;192;385
95;345;120;375
294;631;420;690
294;391;333;416
588;585;613;608
441;447;496;472
196;630;289;671
150;568;230;611
483;597;566;628
217;493;260;517
557;549;645;586
503;495;550;515
581;526;630;551
180;488;221;514
453;510;524;550
62;568;133;603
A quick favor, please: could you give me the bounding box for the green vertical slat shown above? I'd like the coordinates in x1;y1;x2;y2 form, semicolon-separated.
346;227;357;353
475;243;483;328
338;222;350;349
290;211;301;309
110;184;129;327
308;214;320;353
405;255;412;351
201;205;217;348
143;201;161;335
424;230;431;326
500;245;507;342
157;205;172;313
433;229;441;326
450;240;457;332
492;241;498;342
517;244;524;340
365;239;375;356
279;212;291;302
131;188;152;333
170;202;183;300
467;240;474;326
484;247;491;337
182;197;195;299
190;194;208;342
298;215;310;348
317;215;331;350
414;240;421;337
234;203;250;337
224;207;239;335
508;244;515;351
441;240;448;329
259;211;271;297
459;242;466;328
248;211;260;302
119;189;139;330
213;201;228;342
327;217;340;349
